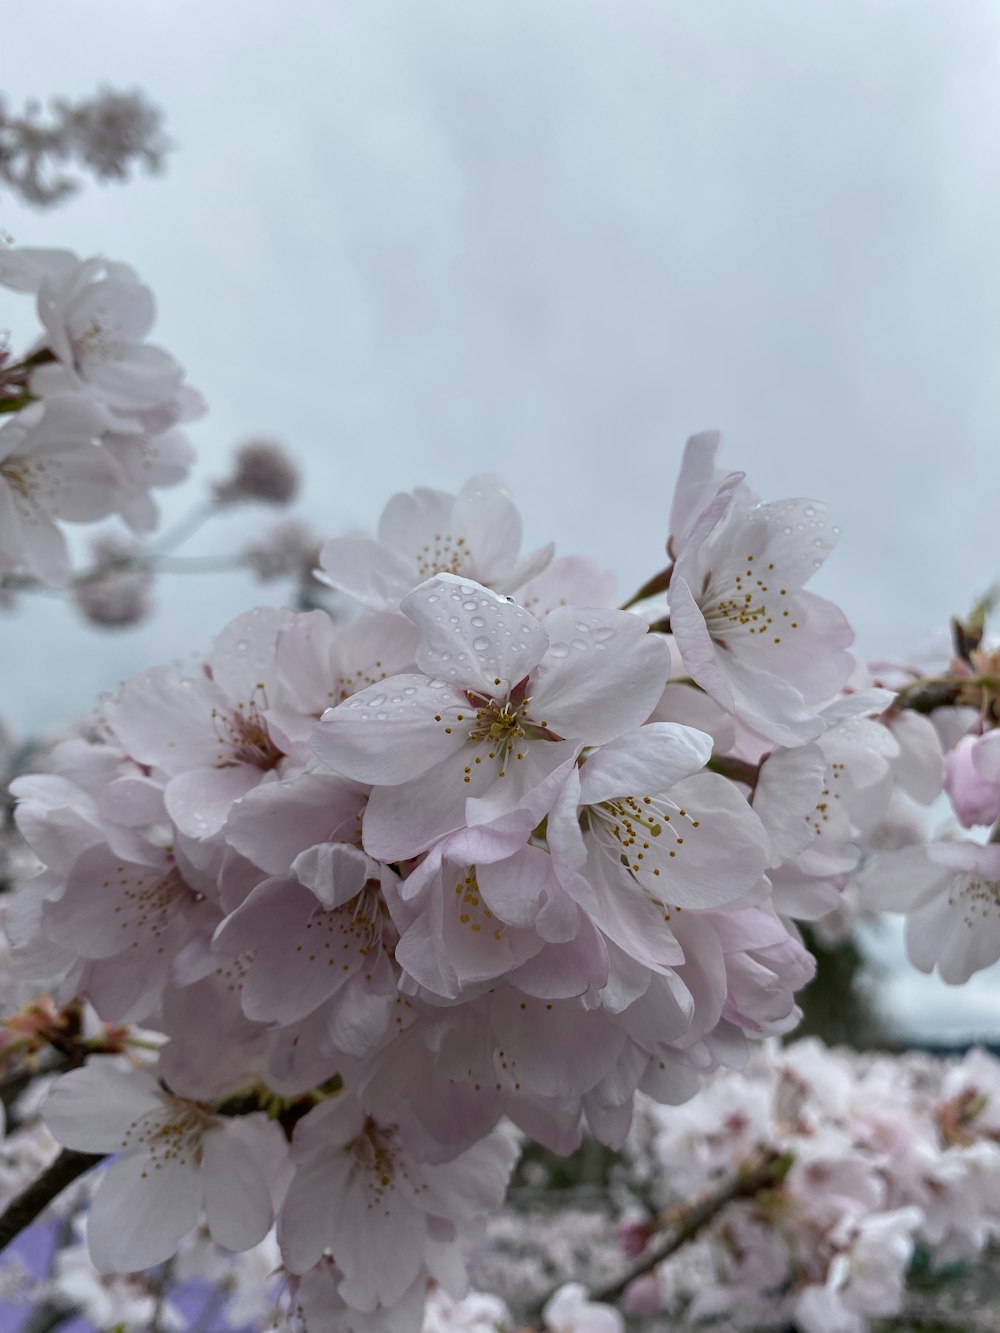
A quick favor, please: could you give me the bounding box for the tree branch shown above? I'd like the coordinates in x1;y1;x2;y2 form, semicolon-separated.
0;1149;104;1256
585;1146;791;1309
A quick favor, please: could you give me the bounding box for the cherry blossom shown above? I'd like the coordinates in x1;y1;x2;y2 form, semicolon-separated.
318;475;554;612
42;1058;274;1272
315;573;670;859
860;841;1000;983
666;437;854;744
0;394;120;585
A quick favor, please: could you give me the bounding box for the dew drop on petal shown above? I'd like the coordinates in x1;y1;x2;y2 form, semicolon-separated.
470;616;486;628
549;642;569;658
472;636;491;651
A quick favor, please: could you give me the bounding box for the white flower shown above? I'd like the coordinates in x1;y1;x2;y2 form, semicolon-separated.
43;1058;273;1272
318;475;553;611
542;1283;623;1333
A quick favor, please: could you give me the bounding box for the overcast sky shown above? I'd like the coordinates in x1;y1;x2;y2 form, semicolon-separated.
3;0;1000;1038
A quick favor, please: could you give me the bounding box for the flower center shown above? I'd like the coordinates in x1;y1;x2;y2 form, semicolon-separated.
121;1098;214;1171
950;874;1000;928
212;686;282;770
589;794;702;920
414;532;470;579
701;556;798;649
453;867;504;942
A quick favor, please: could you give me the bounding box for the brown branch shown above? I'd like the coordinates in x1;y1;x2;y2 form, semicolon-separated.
584;1146;791;1310
0;1149;104;1256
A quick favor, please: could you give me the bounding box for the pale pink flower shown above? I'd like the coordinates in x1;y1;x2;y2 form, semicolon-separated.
0;395;120;585
392;830;607;1001
860;841;1000;983
422;1286;511;1333
542;1283;623;1333
516;553;618;618
277;1094;518;1308
315;574;670;860
666;439;853;744
103;426;195;533
944;732;1000;828
31;256;186;415
793;1207;922;1333
549;724;768;972
103;606;296;838
43;1059;273;1272
318;475;554;611
266;608;418;758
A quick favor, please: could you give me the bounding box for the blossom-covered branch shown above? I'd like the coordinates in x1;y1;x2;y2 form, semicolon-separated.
0;88;168;208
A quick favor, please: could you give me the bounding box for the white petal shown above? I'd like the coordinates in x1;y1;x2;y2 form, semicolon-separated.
533;609;671;745
577;724;712;806
88;1151;201;1273
404;573;549;693
200;1127;273;1251
313;674;466;784
43;1059;163;1151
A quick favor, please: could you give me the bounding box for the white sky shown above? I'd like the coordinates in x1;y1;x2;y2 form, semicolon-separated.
3;0;1000;1039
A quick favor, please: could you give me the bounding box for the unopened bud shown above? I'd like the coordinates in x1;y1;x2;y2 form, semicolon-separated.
214;438;299;506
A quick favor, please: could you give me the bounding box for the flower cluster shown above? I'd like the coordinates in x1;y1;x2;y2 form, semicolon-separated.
0;87;168;209
616;1040;1000;1332
4;437;950;1332
0;243;200;586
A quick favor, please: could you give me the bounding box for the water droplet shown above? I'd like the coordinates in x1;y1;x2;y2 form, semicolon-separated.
575;622;591;633
804;505;816;517
470;616;486;628
426;595;439;604
403;686;417;696
549;642;569;658
572;639;588;652
428;679;448;690
368;693;386;707
593;627;615;643
376;712;388;721
783;527;793;535
472;636;490;651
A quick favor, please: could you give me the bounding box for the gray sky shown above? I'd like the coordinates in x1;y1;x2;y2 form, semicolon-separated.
4;1;1000;1035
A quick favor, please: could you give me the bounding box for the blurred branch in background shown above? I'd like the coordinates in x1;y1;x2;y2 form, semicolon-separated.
0;87;169;209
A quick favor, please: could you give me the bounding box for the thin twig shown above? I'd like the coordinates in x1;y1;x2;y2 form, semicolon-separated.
585;1146;791;1309
0;1149;104;1256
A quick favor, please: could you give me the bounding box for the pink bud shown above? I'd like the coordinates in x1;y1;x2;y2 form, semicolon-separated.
943;735;1000;827
623;1274;662;1318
